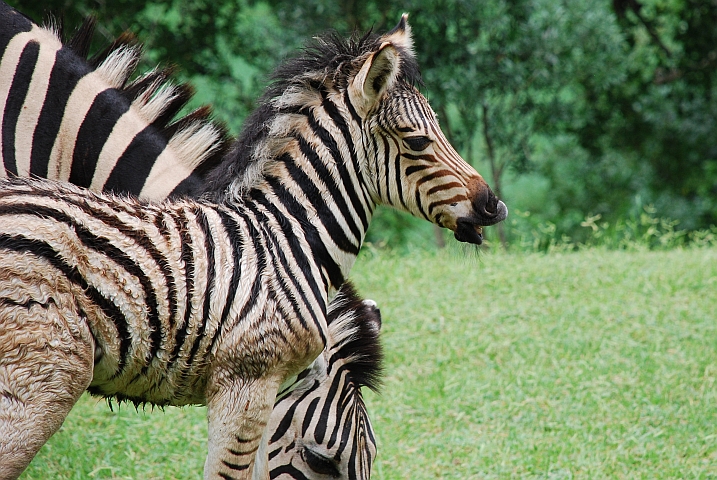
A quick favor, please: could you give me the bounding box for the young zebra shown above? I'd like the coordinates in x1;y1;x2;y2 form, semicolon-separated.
0;1;226;199
0;4;382;478
0;13;507;480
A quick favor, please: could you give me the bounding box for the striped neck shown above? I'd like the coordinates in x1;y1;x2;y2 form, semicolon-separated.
243;97;376;292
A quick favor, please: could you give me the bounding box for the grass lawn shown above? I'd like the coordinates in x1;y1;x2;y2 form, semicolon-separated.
19;247;717;479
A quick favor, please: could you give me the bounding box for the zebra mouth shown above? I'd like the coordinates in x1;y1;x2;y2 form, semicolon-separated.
454;222;484;245
454;200;508;245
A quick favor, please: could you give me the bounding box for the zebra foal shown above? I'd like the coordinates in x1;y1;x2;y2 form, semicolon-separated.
0;13;506;480
1;4;382;478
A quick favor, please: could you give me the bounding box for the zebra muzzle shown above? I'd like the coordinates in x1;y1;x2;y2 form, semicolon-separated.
454;221;485;245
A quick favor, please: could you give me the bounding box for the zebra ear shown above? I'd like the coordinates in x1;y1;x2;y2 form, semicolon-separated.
361;299;382;334
349;42;401;117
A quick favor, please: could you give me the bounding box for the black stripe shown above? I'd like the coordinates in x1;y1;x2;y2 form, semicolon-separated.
293;136;361;254
31;46;92;178
269;465;311;480
393;151;409;210
301;397;321;437
0;5;33;51
69;88;130;189
314;364;344;444
245;200;314;336
328;370;353;450
343;88;362;127
265;175;344;292
305;111;366;239
153;213;180;331
168;208;195;368
0;233;131;372
59;198;175;371
228;207;278;335
221;460;250;471
180;207;216;383
255;184;332;336
103;125;168;195
0;202;162;373
2;41;39;175
271;379;321;443
169;174;204;198
318;91;370;230
382;136;392;203
206;209;244;355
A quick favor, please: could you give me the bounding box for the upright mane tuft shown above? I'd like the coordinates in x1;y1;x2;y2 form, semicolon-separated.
46;16;230;191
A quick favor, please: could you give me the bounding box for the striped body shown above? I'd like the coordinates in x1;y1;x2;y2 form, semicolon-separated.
0;12;508;480
0;1;226;199
0;178;330;479
0;4;382;479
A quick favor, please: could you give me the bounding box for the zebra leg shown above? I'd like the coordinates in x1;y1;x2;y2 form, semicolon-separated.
0;298;94;479
204;373;282;480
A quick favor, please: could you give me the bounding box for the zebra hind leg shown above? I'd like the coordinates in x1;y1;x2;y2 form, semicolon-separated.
0;298;94;479
204;372;283;480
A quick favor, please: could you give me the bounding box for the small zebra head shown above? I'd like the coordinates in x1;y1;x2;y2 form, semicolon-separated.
206;14;506;247
353;15;508;244
264;283;382;479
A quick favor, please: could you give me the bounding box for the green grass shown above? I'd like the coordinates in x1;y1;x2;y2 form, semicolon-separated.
20;247;717;479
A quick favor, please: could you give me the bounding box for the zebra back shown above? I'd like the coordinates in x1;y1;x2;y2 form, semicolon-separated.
0;1;228;199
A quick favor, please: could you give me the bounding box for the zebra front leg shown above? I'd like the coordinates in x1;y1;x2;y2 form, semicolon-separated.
204;373;282;480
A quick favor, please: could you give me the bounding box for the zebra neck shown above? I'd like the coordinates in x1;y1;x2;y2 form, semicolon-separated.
245;154;373;292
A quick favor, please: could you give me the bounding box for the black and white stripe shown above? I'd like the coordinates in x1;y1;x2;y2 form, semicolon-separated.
0;1;226;200
0;12;507;480
264;283;382;479
0;5;384;479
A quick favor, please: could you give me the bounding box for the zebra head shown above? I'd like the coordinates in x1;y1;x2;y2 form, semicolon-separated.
206;14;506;248
353;15;508;245
263;283;382;479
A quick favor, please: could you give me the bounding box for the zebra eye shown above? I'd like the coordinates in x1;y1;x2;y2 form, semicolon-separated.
302;447;340;477
403;136;432;151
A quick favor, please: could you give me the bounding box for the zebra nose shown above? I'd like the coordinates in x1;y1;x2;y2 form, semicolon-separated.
473;186;508;226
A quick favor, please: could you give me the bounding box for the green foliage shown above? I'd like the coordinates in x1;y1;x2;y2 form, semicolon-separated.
7;0;717;247
497;204;717;252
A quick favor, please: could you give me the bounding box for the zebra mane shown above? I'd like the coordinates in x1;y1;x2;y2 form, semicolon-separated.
326;282;384;392
202;24;422;200
44;15;229;183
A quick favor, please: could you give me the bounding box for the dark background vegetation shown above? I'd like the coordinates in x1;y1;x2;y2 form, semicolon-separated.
11;0;717;250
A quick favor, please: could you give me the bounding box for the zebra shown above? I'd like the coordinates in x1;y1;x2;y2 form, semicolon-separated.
0;12;507;480
262;283;382;479
0;3;383;478
0;1;227;199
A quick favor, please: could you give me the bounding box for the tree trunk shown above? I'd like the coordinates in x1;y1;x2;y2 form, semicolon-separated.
481;102;508;249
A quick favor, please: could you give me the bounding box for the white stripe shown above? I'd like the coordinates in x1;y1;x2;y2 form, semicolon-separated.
14;29;63;176
0;26;59;178
89;107;148;192
139;148;186;200
47;73;112;181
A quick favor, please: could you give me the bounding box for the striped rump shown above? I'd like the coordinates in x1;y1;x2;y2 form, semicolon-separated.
0;1;228;199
